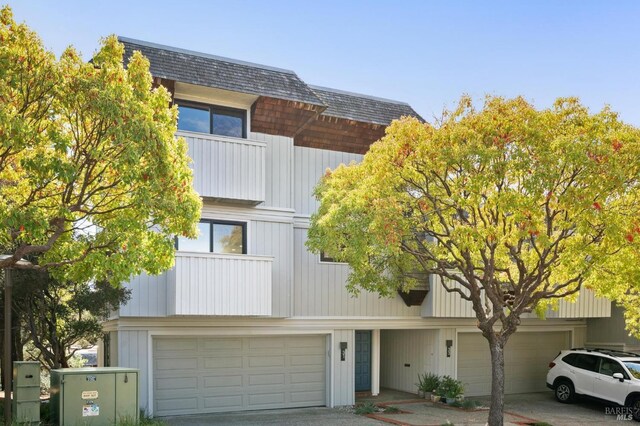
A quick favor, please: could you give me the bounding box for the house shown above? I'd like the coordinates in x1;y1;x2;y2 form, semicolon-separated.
100;37;613;417
587;304;640;353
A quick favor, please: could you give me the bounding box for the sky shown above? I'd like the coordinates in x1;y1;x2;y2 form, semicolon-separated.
7;1;640;125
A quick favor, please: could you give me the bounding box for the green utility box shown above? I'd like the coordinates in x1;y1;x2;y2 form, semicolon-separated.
50;367;139;425
12;361;41;425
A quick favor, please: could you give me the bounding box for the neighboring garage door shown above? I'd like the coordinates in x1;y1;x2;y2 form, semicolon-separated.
153;335;326;416
458;331;570;396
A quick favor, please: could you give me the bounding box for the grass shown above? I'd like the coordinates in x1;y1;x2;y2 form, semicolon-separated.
117;410;166;425
383;405;400;413
354;401;378;415
0;402;165;426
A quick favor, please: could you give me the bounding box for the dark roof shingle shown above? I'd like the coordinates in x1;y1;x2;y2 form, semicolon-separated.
119;37;325;106
119;37;423;126
309;85;423;125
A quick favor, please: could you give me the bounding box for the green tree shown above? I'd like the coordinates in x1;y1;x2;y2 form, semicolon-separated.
11;267;129;369
308;96;640;426
0;6;201;282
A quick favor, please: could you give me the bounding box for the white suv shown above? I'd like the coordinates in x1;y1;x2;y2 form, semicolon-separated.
547;348;640;420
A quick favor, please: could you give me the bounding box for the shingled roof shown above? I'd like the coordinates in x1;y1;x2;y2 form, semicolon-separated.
309;85;423;125
119;37;325;107
119;37;422;127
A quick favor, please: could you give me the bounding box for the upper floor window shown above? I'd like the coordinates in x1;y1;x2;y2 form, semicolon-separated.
319;251;348;264
177;219;246;254
320;251;337;262
176;100;247;138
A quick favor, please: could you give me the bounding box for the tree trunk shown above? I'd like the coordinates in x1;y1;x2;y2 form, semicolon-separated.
11;311;22;362
487;337;506;426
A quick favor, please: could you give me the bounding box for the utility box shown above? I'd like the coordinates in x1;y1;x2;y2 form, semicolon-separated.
12;361;41;425
50;367;139;425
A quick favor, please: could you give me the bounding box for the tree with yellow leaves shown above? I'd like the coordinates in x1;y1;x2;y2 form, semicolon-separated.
308;95;640;425
0;6;201;283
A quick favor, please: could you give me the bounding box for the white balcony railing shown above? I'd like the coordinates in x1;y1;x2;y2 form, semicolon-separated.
167;252;273;316
178;131;266;204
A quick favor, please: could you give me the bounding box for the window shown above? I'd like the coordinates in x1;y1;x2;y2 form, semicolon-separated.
574;354;599;372
176;100;246;138
599;358;627;378
562;353;578;367
624;362;640;379
320;251;349;263
177;220;246;254
320;251;338;262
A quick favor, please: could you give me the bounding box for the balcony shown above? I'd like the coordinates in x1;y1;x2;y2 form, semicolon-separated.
167;252;273;316
178;131;266;205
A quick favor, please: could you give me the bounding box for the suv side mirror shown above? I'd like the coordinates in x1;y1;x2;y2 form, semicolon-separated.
613;372;625;382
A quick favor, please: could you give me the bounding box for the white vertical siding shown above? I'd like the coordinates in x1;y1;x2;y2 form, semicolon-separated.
587;304;640;348
380;330;437;394
121;272;168;317
182;131;266;204
435;328;457;378
118;331;149;412
250;132;293;209
332;329;355;406
293;146;362;216
422;276;476;318
250;220;294;317
554;289;611;318
294;228;421;317
371;330;381;396
168;253;273;316
573;326;587;348
424;278;611;319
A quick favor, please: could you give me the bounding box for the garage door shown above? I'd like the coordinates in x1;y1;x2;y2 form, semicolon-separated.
458;331;570;396
153;335;326;416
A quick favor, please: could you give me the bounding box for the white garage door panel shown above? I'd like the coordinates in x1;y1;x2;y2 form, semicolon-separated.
153;336;326;416
458;332;570;396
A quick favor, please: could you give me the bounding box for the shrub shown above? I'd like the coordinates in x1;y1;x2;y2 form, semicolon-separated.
354;401;378;415
462;398;480;410
417;372;441;393
436;375;464;399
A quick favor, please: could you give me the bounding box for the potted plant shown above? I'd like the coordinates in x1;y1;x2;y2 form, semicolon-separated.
436;376;464;404
416;372;441;399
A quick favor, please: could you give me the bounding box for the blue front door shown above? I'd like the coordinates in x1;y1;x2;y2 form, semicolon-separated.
355;330;372;392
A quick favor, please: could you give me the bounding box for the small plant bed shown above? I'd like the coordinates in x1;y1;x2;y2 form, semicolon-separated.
355;401;414;416
354;401;381;415
435;375;464;404
434;398;485;411
416;372;441;398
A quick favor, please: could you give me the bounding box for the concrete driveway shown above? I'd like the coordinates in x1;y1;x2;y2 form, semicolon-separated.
162;406;385;425
161;392;631;425
478;391;633;425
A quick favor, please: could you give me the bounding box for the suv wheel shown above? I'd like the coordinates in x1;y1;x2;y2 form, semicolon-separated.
628;396;640;421
555;380;575;403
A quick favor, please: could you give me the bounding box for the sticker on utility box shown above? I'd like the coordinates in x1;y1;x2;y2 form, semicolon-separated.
81;390;99;399
82;404;99;417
